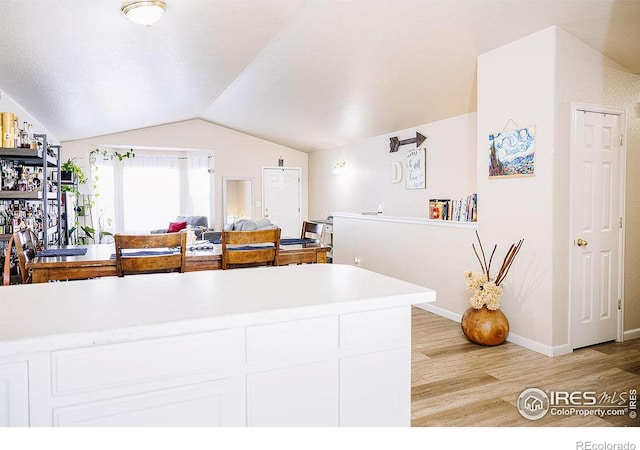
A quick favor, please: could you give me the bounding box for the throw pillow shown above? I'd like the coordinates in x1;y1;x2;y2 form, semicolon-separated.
167;221;187;233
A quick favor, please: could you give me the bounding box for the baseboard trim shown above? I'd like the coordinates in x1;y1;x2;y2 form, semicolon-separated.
623;328;640;341
414;303;571;357
415;302;461;322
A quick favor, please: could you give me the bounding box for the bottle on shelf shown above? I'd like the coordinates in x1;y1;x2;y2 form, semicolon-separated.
2;112;14;148
32;168;41;190
13;118;22;149
21;122;30;149
28;123;36;149
0;205;6;234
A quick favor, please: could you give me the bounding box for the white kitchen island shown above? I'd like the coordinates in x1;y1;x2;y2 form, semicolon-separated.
0;263;434;427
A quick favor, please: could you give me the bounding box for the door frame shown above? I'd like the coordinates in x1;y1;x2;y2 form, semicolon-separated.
261;166;302;235
568;102;627;347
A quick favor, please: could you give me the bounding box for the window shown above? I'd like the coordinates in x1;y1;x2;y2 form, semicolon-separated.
93;151;213;235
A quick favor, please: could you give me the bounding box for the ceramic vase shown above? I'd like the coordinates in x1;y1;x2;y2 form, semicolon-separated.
461;305;509;346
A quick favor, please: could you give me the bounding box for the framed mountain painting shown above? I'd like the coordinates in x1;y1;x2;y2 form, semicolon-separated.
488;125;535;178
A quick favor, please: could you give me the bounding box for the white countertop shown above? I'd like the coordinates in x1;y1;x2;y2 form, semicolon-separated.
0;264;434;357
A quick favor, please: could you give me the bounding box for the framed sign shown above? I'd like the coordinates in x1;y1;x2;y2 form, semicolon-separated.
405;147;426;189
489;125;536;178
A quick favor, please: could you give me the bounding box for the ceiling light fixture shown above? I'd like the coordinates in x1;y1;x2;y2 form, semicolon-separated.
122;1;167;27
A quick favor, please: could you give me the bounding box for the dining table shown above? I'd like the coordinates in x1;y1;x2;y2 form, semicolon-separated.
26;241;330;283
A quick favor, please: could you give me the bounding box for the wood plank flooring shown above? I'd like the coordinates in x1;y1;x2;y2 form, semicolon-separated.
411;306;640;427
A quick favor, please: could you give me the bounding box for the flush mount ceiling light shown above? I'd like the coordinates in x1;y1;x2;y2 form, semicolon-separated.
122;1;167;27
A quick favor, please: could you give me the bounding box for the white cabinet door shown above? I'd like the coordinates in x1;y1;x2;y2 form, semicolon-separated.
340;347;411;426
0;362;29;426
247;361;339;426
53;378;245;427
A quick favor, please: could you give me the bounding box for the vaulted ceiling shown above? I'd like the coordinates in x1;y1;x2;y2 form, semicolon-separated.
0;0;638;152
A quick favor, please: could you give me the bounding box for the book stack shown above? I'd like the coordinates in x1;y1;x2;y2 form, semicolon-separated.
429;193;477;222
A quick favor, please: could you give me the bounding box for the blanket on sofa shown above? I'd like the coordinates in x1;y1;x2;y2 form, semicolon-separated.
223;218;278;231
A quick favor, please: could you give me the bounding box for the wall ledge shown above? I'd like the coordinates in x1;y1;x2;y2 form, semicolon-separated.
331;212;478;229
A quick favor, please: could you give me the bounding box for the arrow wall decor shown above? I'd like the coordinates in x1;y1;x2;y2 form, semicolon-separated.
389;132;427;153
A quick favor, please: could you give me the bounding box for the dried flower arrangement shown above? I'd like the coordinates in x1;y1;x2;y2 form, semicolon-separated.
465;231;524;310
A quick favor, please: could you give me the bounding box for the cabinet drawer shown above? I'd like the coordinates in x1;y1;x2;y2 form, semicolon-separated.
53;378;245;427
339;306;410;351
246;316;338;365
52;329;244;395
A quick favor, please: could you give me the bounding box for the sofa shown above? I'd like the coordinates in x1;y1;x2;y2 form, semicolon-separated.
151;215;209;238
223;218;278;232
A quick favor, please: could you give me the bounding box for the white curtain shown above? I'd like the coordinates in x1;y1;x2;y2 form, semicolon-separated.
93;155;116;240
92;152;212;236
186;156;211;218
122;155;180;233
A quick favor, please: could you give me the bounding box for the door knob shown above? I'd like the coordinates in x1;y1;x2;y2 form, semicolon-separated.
576;238;588;247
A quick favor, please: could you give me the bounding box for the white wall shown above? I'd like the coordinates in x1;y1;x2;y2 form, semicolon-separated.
478;26;640;348
333;215;478;319
310;113;478;320
309;113;477;219
0;90;59;145
322;26;639;355
477;28;557;349
554;28;640;335
61;119;308;231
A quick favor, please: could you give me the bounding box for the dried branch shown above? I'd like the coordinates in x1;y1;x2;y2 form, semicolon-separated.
475;230;489;276
486;244;497;281
472;243;485;275
495;239;524;286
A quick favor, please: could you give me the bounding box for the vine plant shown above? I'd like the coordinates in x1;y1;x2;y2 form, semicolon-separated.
84;148;136;243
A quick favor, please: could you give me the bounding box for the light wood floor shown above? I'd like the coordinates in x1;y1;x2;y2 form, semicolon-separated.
411;307;640;427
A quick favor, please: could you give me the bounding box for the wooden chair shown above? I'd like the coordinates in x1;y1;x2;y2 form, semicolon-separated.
114;233;186;277
221;229;281;270
2;229;42;285
300;221;325;245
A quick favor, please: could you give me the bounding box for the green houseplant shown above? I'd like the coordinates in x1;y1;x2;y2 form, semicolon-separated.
85;148;135;244
59;158;95;244
60;158;88;191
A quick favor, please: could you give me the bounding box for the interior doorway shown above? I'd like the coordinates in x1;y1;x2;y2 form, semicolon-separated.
569;103;626;349
262;167;301;238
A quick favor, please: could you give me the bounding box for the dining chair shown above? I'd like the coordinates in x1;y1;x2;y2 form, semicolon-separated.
2;229;42;285
114;233;186;277
300;221;325;245
221;228;281;270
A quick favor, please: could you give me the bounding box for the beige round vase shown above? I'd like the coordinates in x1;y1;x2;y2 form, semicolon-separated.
461;306;509;346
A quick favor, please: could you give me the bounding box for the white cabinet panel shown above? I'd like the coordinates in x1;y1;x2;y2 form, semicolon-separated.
246;316;337;364
340;347;410;426
53;379;244;427
52;329;243;395
247;361;339;426
0;361;29;426
340;306;410;351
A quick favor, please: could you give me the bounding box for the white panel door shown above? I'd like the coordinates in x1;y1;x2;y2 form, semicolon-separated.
570;110;622;349
262;167;301;238
0;362;29;426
